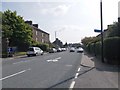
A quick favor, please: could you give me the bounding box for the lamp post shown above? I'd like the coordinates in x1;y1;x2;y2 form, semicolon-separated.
100;0;104;63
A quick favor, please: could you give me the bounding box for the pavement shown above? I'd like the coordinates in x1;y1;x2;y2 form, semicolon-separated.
81;53;95;68
74;52;119;88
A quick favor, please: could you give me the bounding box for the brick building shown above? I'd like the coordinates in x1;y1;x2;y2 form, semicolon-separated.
25;21;50;44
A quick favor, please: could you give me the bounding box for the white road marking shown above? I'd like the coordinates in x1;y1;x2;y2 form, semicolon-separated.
47;59;53;62
52;59;58;62
0;68;31;81
75;73;79;79
13;60;30;64
47;57;61;62
69;81;75;89
77;67;81;72
55;57;61;60
69;66;81;89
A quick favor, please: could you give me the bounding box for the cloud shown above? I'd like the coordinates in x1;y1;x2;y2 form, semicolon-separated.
41;4;71;16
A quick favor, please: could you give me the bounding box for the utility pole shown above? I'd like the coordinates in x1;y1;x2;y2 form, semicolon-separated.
100;0;104;63
55;31;57;40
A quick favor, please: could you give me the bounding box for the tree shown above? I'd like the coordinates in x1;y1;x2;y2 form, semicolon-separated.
107;22;120;37
2;10;33;51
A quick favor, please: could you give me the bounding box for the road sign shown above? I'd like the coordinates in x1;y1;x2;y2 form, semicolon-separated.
94;29;101;33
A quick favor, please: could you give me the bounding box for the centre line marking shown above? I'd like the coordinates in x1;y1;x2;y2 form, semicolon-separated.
13;60;30;64
0;68;31;81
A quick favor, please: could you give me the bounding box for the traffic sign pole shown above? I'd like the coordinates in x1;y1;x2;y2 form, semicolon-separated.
100;0;104;63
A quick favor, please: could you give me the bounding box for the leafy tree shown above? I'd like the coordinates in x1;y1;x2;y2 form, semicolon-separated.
107;22;120;37
2;10;33;51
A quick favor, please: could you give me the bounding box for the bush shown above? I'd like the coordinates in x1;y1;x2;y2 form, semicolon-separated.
104;37;120;64
32;42;49;52
95;41;101;56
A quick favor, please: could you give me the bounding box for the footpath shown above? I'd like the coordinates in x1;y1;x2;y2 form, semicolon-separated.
74;52;119;89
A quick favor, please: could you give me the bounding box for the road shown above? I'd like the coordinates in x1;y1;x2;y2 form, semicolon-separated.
2;50;119;89
2;51;82;88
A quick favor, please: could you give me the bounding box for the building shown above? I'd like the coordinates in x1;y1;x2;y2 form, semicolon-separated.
53;38;63;48
25;21;50;44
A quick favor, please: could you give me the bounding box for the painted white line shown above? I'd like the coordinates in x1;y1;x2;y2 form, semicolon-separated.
75;73;79;79
0;68;31;81
47;57;61;62
69;81;75;89
52;59;58;62
77;67;81;72
13;60;30;64
55;57;61;60
47;59;52;62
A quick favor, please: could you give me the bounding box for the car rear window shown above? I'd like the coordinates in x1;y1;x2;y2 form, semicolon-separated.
28;48;34;51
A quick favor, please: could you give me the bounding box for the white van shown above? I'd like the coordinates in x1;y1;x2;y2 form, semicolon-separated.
27;47;43;57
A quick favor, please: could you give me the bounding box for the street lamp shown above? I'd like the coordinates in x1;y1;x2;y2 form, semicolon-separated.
100;0;104;63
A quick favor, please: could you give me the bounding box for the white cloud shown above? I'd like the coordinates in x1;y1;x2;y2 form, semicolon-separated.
41;4;71;16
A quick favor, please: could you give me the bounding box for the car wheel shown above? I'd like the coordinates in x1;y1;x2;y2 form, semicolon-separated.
27;55;30;57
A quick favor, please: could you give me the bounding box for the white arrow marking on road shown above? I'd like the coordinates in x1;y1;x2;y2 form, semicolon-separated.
0;68;31;81
55;57;61;60
47;57;61;62
47;59;53;62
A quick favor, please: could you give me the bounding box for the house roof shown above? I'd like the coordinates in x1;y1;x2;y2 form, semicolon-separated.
30;25;49;35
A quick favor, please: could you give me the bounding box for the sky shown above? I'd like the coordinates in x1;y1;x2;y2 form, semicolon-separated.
1;0;120;44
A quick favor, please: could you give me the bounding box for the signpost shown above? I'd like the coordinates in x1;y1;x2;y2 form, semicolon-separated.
94;29;101;33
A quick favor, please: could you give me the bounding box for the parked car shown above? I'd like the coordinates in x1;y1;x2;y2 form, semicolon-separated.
57;48;62;52
61;48;66;51
70;47;75;52
76;47;83;53
27;47;43;57
49;48;57;53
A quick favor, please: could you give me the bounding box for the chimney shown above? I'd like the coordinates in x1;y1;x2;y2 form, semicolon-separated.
25;21;32;25
33;24;38;28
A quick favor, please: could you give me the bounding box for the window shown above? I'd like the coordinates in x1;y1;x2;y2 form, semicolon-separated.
42;39;44;43
36;31;37;35
36;38;38;41
42;33;44;37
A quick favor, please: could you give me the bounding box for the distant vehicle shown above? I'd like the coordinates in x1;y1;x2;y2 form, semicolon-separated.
27;47;43;57
70;47;75;52
61;48;66;51
76;47;83;53
57;48;62;52
49;48;57;53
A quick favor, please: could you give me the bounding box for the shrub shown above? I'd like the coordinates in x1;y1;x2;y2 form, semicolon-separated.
104;37;120;64
95;41;101;56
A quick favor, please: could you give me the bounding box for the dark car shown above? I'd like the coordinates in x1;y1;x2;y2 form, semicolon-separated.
49;48;57;53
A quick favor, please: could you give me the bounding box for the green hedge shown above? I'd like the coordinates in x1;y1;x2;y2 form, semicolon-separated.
32;43;49;51
85;37;120;64
95;41;101;56
104;37;120;64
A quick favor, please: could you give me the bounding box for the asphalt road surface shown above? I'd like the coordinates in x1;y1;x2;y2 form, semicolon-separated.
2;51;82;88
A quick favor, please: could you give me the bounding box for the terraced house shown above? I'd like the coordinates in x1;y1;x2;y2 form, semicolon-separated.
25;21;50;44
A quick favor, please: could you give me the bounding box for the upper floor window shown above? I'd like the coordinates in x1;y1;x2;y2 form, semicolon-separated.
36;38;38;41
42;39;44;43
36;31;37;35
42;33;44;37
